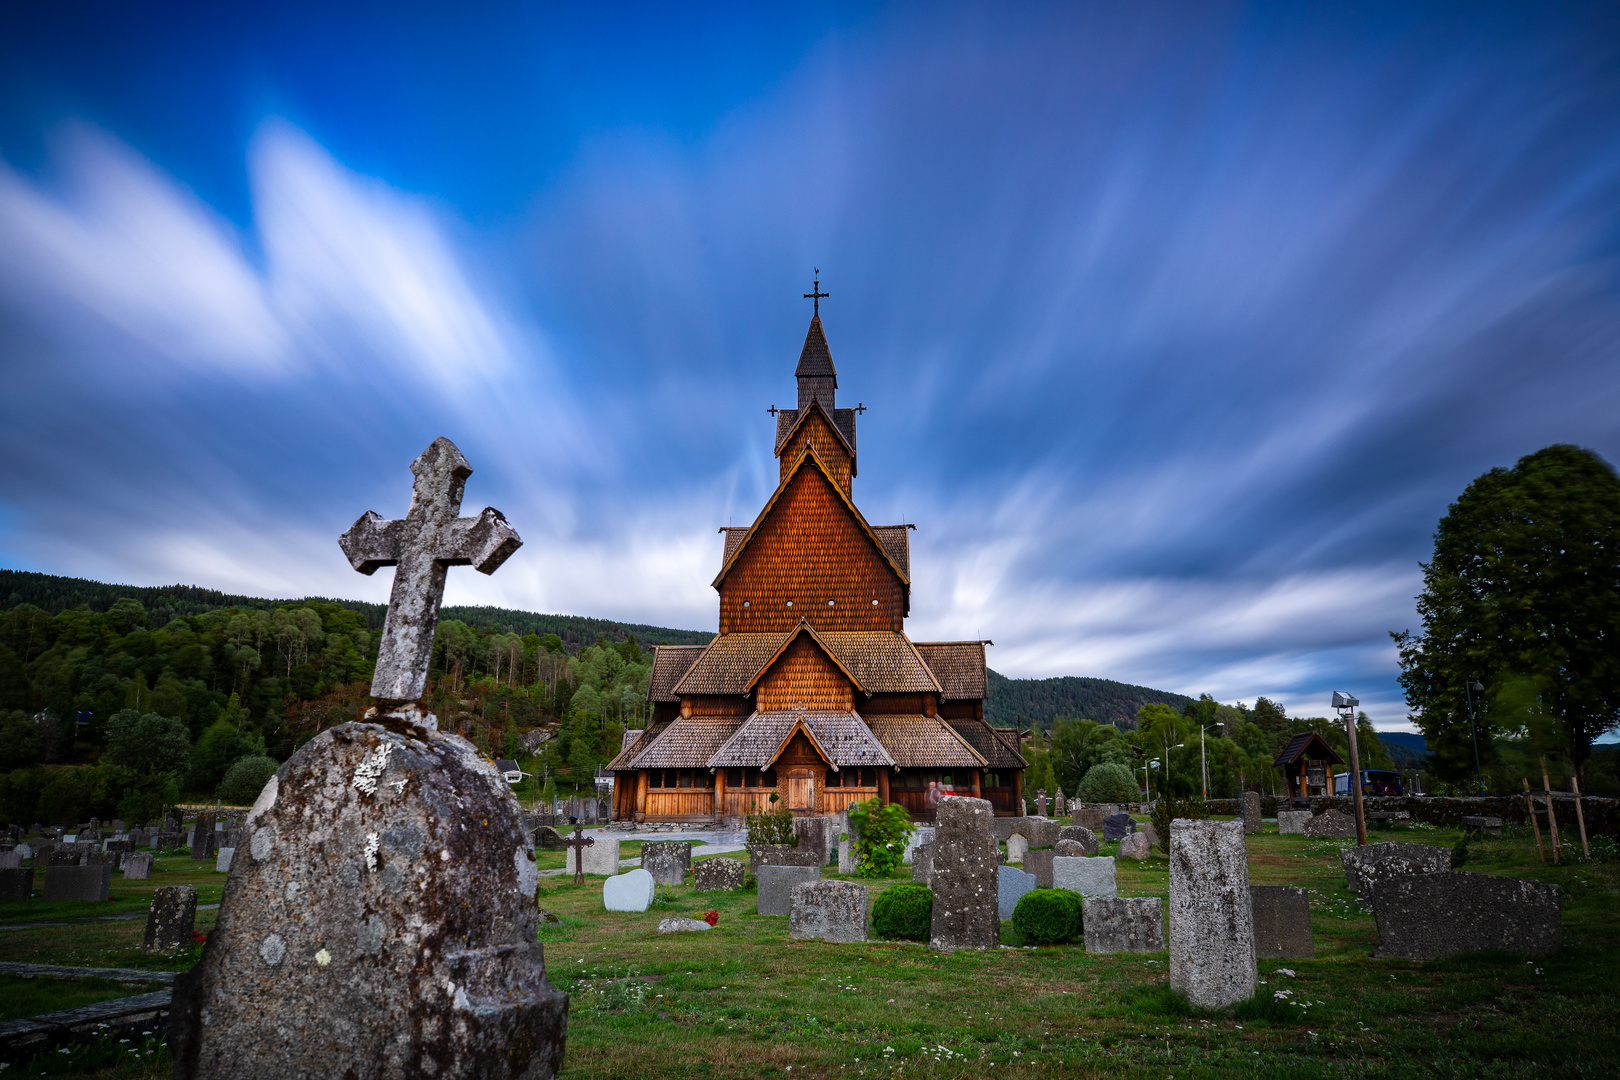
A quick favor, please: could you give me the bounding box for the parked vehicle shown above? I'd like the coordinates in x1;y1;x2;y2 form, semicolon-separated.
1333;769;1403;796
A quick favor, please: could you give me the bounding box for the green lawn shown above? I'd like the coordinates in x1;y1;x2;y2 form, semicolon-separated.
3;821;1617;1079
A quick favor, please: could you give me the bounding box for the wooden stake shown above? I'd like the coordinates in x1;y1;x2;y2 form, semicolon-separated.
1523;778;1545;862
1541;757;1561;864
1571;776;1590;860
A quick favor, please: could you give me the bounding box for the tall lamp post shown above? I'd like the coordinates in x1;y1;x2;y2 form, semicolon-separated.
1333;692;1368;846
1464;678;1486;797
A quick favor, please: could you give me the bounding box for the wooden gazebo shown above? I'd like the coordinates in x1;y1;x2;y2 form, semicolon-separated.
1273;732;1345;800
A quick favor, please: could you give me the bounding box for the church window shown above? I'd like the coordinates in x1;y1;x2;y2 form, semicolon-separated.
743;600;751;609
727;768;744;789
785;600;794;608
871;598;878;607
761;769;778;788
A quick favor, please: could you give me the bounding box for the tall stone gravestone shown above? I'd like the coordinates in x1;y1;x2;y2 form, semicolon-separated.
910;843;933;886
123;853;154;880
1102;814;1135;842
997;865;1036;918
758;865;819;916
792;816;837;866
170;438;564;1080
1035;790;1047;817
1241;791;1262;834
1053;789;1066;816
191;812;216;860
1022;847;1055;888
1004;833;1028;864
568;837;621;877
928;796;998;951
144;885;198;954
1168;820;1256;1009
0;867;33;899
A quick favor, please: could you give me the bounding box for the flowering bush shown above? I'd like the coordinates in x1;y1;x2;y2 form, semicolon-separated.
694;909;719;927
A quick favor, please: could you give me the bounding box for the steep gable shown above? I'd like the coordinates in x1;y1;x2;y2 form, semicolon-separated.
775;399;855;492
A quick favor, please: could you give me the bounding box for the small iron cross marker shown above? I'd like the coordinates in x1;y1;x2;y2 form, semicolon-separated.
339;437;522;704
562;825;595;886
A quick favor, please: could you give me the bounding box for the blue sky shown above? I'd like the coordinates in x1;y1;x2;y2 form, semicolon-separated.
1;3;1617;730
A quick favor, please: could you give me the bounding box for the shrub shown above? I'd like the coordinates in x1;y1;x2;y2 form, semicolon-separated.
1450;836;1469;869
871;883;933;940
746;795;797;846
217;756;279;805
1011;887;1082;944
847;796;916;876
1150;795;1207;853
1078;763;1139;804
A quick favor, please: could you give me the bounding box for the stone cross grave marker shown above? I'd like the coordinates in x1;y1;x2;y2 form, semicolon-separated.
562;826;594;886
339;436;522;708
170;439;565;1080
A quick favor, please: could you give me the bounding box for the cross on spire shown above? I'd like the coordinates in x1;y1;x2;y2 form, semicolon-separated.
339;437;522;705
803;269;829;316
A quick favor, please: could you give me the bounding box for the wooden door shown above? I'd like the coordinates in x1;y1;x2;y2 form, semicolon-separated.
786;771;814;811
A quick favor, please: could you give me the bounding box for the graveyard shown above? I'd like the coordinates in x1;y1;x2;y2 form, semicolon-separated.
0;811;1615;1078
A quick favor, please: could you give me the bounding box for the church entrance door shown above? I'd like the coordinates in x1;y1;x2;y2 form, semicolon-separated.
785;770;815;811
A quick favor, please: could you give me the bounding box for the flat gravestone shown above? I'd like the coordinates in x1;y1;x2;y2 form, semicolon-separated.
0;867;33;899
789;879;869;943
215;847;236;874
928;796;999;952
568;837;621;877
1341;842;1449;909
533;826;566;850
1071;808;1106;831
758;865;820;916
604;868;656;913
122;853;154;880
1277;810;1310;835
1461;815;1503;838
50;845;86;866
1022;818;1060;848
1101;814;1136;842
144;885;198;954
1242;792;1262;834
169;720;565;1080
1169;820;1255;1010
997;864;1037;918
837;835;857;875
1371;872;1560;960
910;843;933;885
1118;833;1151;860
1022;848;1055;888
1005;833;1029;864
0;851;21;869
640;841;692;887
43;863;111;902
1057;826;1100;855
1250;885;1314;958
693;857;745;892
1053;855;1117;898
902;827;935;865
1083;897;1164;954
1303;810;1356;839
656;917;711;933
792;816;838;866
190;812;216;859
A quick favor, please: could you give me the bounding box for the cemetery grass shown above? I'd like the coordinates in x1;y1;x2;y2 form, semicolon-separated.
5;826;1618;1079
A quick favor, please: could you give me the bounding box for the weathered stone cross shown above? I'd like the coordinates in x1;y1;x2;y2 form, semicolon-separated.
563;825;595;886
339;437;522;706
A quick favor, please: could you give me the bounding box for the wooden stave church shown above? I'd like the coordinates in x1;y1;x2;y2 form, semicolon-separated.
608;304;1026;822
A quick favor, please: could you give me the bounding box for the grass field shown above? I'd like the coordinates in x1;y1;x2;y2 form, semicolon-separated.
2;820;1616;1078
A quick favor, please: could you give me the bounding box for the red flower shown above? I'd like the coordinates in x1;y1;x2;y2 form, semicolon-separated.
193;931;208;942
702;910;719;927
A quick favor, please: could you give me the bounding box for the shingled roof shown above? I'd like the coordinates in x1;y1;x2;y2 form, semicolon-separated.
670;633;787;696
864;715;988;768
770;398;856;462
649;645;707;703
817;631;940;694
795;314;837;380
606;720;668;770
870;526;911;579
672;626;945;698
1274;731;1345;769
627;716;746;769
708;709;894;769
913;641;989;700
943;717;1027;770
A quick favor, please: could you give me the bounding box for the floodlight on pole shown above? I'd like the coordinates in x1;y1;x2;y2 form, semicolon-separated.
1333;691;1368;846
1464;678;1486;797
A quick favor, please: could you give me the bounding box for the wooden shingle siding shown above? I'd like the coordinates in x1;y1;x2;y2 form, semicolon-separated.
718;463;905;634
681;696;753;717
756;634;854;712
777;405;853;495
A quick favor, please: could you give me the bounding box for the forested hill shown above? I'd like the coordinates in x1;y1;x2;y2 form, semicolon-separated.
0;569;715;651
986;669;1193;730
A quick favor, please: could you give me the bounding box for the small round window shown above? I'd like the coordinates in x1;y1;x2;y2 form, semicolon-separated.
785;600;794;608
743;600;751;609
870;598;879;607
827;599;835;607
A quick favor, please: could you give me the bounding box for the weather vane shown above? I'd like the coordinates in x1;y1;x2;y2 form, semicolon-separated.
803;268;829;316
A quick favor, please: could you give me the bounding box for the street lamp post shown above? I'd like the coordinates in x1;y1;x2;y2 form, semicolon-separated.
1464;678;1486;797
1333;692;1368;846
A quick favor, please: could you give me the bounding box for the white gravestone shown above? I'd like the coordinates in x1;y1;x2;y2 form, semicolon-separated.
604;868;656;913
1052;855;1117;898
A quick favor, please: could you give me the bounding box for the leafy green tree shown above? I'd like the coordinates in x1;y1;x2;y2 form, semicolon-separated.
104;710;191;775
0;645;30;711
1393;445;1620;782
1077;762;1139;803
187;718;266;794
847;797;915;876
1048;718;1135;794
0;711;40;771
218;755;279;805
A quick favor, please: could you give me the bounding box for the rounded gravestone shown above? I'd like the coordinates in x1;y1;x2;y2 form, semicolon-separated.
169;721;566;1080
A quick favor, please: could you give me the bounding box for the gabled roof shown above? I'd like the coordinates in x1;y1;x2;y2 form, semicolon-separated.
864;715;988;768
817;632;940;694
771;397;856;464
774;406;858;459
720;527;750;567
745;621;866;695
649;645;707;703
943;717;1028;770
1274;731;1346;768
607;720;668;770
708;709;894;769
712;443;909;588
913;641;990;700
870;525;911;579
671;632;788;696
627;716;746;769
795;314;837;381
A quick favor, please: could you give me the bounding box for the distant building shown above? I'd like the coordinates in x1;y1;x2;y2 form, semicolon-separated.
608;300;1025;821
494;759;527;785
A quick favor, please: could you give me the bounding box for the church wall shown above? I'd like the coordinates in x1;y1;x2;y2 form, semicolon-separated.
860;693;939;716
777;410;852;495
718;465;905;634
756;636;856;712
681;696;753;717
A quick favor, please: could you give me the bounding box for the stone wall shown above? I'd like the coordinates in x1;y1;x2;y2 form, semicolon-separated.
1199;794;1619;836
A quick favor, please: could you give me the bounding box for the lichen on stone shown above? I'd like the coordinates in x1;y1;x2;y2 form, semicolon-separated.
352;742;394;796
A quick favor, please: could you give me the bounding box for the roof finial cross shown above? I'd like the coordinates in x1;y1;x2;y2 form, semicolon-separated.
803;269;829;316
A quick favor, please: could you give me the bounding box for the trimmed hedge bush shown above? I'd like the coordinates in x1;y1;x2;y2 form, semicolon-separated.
1011;887;1083;944
1078;762;1139;804
871;883;933;940
217;755;279;806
